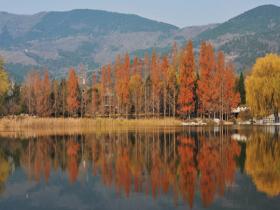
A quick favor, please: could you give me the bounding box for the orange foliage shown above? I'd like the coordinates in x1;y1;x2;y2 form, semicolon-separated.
115;147;132;197
178;137;197;208
178;41;196;116
198;42;217;114
67;68;80;115
151;50;161;116
67;140;80;183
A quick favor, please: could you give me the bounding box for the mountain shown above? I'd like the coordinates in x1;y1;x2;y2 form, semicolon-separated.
24;10;178;40
0;9;217;79
1;5;280;80
0;10;174;79
0;9;217;81
195;4;280;71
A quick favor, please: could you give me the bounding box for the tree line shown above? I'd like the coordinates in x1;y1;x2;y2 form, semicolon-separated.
0;41;242;119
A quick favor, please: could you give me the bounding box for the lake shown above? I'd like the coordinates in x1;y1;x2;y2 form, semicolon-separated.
0;126;279;210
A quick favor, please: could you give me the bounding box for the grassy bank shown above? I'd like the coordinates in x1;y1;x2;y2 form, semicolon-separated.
0;117;183;137
0;117;182;129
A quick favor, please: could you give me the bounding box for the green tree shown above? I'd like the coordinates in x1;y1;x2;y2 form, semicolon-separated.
238;72;246;104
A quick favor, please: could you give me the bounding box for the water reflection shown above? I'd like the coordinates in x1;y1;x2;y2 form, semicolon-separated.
0;155;10;194
245;131;280;197
0;127;279;209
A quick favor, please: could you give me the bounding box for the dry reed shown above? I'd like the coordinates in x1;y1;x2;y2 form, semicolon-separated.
0;117;182;138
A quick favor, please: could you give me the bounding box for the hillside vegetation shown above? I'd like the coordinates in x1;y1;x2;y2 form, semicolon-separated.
0;5;280;79
195;5;280;71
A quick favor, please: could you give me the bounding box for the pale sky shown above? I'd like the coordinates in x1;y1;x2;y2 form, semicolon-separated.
1;0;280;27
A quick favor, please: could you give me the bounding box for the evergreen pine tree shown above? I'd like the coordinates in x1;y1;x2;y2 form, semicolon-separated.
238;72;246;104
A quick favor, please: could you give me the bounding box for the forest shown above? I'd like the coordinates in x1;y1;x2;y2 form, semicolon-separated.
0;41;245;119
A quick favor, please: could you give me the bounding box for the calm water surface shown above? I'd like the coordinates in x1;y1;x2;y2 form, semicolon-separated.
0;126;280;210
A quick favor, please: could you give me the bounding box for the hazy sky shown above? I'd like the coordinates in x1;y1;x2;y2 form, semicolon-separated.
2;0;280;27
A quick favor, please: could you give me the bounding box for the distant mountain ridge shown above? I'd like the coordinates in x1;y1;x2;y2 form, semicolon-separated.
195;4;280;70
0;5;280;81
197;5;280;39
19;10;179;44
0;9;190;80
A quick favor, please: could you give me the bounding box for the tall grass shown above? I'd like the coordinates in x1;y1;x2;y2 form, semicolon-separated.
0;117;182;138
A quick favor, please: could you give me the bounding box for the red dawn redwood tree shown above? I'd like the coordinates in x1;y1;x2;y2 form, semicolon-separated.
129;56;143;118
100;66;107;116
42;70;51;116
151;50;161;117
216;51;226;119
115;54;130;117
197;42;217;118
33;72;43;116
52;79;59;117
67;68;80;116
161;56;169;118
106;64;113;117
177;41;196;118
114;55;122;116
168;42;179;117
143;53;150;117
224;63;240;119
91;72;99;117
122;53;130;117
129;57;143;118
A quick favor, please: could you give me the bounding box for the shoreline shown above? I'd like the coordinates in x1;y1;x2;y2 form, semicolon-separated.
1;116;279;132
0;117;279;139
2;116;280;129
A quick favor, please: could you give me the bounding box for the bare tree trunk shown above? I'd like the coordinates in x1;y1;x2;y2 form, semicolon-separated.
173;88;176;118
157;97;160;118
274;112;279;123
62;90;65;117
126;104;128;119
163;88;167;118
144;86;147;119
139;89;142;119
81;91;84;118
168;94;171;117
152;91;155;118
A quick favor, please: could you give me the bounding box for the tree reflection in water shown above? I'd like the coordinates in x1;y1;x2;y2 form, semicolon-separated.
0;155;10;194
0;128;279;208
245;131;280;197
67;140;80;183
